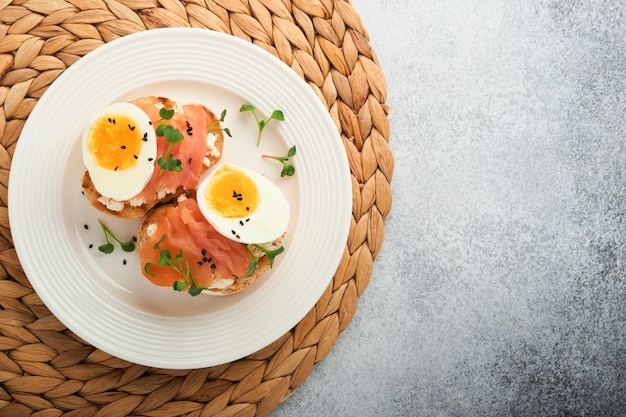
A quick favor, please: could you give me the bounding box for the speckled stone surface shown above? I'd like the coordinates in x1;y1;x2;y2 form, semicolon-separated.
272;1;626;416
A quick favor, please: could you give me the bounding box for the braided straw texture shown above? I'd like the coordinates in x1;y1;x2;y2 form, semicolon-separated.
0;0;392;415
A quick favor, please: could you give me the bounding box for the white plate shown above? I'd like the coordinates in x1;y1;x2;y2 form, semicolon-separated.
9;28;351;369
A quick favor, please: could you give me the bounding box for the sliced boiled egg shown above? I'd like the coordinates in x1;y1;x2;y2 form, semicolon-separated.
196;164;290;244
82;102;157;201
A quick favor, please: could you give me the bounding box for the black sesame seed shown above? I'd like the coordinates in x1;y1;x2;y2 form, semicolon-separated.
236;234;241;239
210;264;216;269
149;121;152;125
89;244;93;249
143;132;148;141
121;145;126;149
133;236;137;242
108;117;112;123
231;230;236;235
201;249;207;256
197;261;203;266
148;157;154;162
133;154;138;159
188;158;192;164
128;124;136;131
84;224;89;230
123;259;127;265
239;220;244;226
114;166;118;171
245;218;250;222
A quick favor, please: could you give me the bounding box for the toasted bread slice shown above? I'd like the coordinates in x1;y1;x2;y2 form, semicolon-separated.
81;96;224;219
137;198;279;295
81;172;186;219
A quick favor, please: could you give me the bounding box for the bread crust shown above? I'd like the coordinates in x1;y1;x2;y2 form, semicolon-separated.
81;96;224;219
137;200;274;295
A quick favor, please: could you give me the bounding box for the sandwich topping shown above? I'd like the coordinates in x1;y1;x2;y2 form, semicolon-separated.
82;102;157;201
196;163;290;244
140;198;255;294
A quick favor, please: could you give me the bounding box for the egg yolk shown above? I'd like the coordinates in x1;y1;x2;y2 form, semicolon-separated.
88;114;143;171
205;166;259;218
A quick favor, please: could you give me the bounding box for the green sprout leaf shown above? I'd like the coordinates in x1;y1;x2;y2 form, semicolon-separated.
155;124;166;136
240;104;285;146
163;125;184;144
144;262;155;277
98;242;114;254
245;259;258;278
262;145;296;177
98;220;135;254
281;164;295;177
157;157;182;173
155;107;185;175
208;109;232;138
188;284;204;297
245;244;285;277
120;241;136;252
270;109;285;121
255;245;285;267
158;249;172;265
153;234;166;249
159;107;175;120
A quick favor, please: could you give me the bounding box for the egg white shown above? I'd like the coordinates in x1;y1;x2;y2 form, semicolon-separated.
82;102;157;201
196;164;290;244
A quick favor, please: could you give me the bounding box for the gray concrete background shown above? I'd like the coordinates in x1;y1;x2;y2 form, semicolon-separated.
272;1;626;416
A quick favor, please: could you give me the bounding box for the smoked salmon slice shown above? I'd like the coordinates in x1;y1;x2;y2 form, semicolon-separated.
130;99;215;206
138;197;251;290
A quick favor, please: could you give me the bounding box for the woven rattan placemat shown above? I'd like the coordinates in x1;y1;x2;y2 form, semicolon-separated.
0;1;392;415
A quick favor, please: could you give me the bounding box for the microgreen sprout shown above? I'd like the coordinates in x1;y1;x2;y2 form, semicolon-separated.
262;145;296;177
240;104;285;146
98;220;135;254
155;107;185;175
144;234;206;296
208;109;232;137
245;244;285;277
